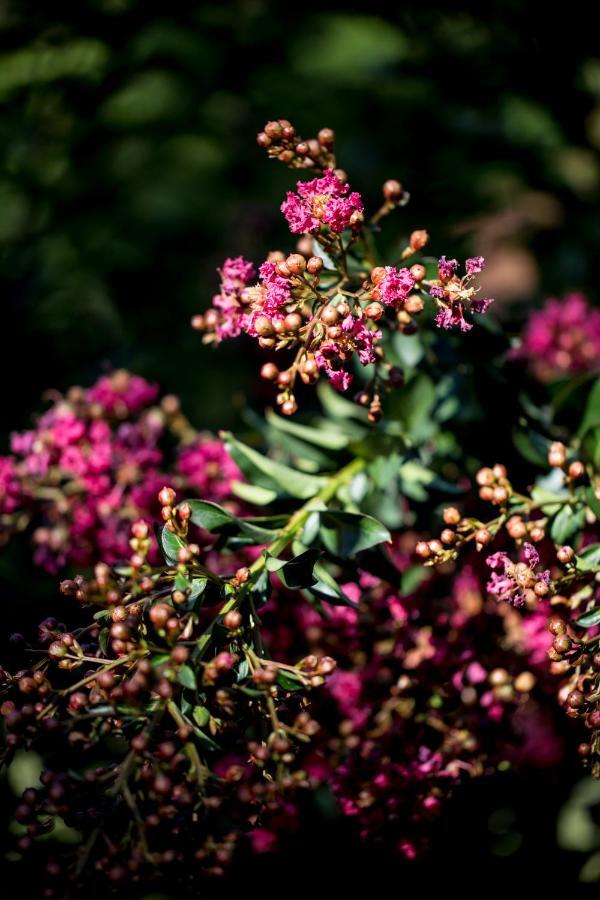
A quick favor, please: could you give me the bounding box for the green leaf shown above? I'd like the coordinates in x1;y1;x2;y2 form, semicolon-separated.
189;578;208;601
576;607;600;628
585;486;600;521
577;377;600;437
513;428;552;467
186;499;235;531
277;670;305;692
575;543;600;572
309;561;357;607
223;432;327;499
161;526;186;564
177;665;197;691
265;548;321;589
400;566;430;595
265;409;350;450
175;573;190;592
550;504;586;545
192;705;210;728
319;511;391;557
191;727;220;752
317;382;368;422
230;480;278;506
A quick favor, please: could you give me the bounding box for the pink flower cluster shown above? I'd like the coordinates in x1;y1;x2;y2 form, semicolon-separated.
516;292;600;382
281;169;363;234
208;256;257;342
242;261;293;335
486;543;550;607
429;256;494;332
260;541;561;856
373;266;415;307
315;313;381;391
0;372;242;571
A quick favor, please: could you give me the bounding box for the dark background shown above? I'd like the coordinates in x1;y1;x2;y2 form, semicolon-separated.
1;0;600;891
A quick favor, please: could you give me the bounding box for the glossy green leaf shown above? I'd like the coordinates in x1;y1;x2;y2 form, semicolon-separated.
550;504;586;545
310;561;357;607
265;409;350;450
230;480;278;506
177;665;197;690
161;526;186;564
186;499;235;531
319;510;391;557
192;705;210;728
575;543;600;572
265;548;321;589
577;377;600;437
223;432;327;499
576;607;600;628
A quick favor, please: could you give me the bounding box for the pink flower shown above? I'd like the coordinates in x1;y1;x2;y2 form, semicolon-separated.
435;302;473;333
0;457;21;514
376;267;415;307
249;828;278;854
176;437;243;503
486;546;550;607
210;256;256;342
516;293;600;383
281;170;363;235
86;372;159;415
438;256;459;280
315;314;380;391
466;256;485;275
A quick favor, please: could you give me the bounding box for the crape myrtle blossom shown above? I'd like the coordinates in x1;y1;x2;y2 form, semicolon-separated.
314;313;381;391
192;120;495;422
200;256;256;342
486;543;551;608
515;292;600;382
0;371;243;570
371;265;415;308
280;168;364;235
429;256;494;332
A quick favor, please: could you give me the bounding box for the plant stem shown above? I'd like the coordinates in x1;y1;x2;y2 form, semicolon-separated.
196;456;366;656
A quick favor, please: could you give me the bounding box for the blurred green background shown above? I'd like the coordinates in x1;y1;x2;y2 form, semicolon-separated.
2;0;600;887
1;0;599;435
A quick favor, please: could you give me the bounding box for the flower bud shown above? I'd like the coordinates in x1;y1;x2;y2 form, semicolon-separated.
365;302;384;321
548;442;566;468
254;315;274;337
475;528;492;547
370;267;386;285
286;253;306;275
224;610;243;631
404;295;424;314
443;507;461;526
409;229;429;250
158;486;176;507
409;264;426;282
568;460;585;480
307;256;323;275
260;362;279;381
283;312;303;333
383;179;403;202
264;121;283;141
321;305;339;325
318;128;335;146
557;545;574;564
